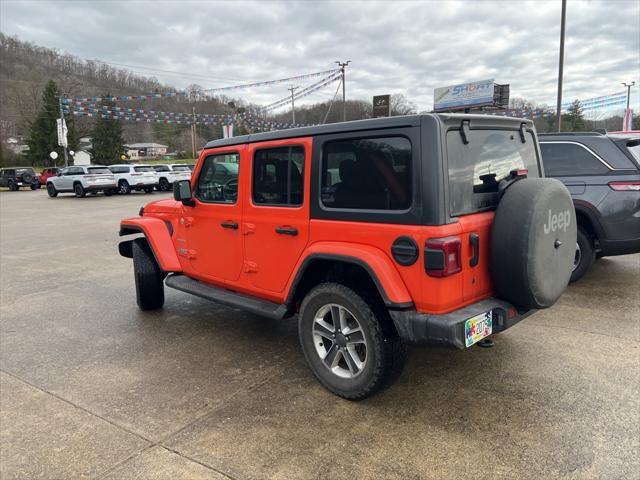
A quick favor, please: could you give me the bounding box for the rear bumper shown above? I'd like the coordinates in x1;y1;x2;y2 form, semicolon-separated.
86;183;117;192
132;182;159;190
389;298;535;350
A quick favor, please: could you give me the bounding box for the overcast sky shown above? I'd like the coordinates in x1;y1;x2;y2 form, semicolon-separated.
1;0;638;112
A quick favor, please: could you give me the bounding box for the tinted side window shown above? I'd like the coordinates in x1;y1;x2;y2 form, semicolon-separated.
321;137;411;210
540;142;610;176
109;166;128;174
253;146;304;206
68;167;84;175
196;153;240;204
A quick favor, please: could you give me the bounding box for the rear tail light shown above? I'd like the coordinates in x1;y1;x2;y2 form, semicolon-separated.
424;236;462;277
608;181;640;191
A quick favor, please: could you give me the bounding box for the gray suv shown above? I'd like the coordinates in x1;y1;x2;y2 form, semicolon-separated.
539;132;640;282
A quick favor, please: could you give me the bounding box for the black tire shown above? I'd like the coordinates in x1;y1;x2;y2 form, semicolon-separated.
570;228;595;283
118;180;131;195
30;183;39;190
8;181;18;191
144;186;154;194
158;177;170;191
103;189;114;197
74;183;86;197
132;239;165;310
298;282;405;400
490;178;576;309
46;183;58;197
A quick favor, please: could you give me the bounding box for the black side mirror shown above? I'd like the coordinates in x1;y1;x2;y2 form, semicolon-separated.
174;180;195;206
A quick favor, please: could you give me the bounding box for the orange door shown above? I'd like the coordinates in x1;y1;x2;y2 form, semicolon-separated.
242;138;311;293
457;212;494;302
185;147;245;283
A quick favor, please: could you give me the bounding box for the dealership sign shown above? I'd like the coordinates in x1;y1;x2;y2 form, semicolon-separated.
434;79;495;111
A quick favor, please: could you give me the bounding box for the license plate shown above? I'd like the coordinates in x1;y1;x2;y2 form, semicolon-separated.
465;311;493;348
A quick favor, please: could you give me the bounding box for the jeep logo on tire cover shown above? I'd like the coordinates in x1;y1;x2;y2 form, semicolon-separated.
544;209;571;235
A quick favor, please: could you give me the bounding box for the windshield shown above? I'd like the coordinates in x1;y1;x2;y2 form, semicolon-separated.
447;129;540;216
172;165;190;171
134;166;155;172
87;167;112;174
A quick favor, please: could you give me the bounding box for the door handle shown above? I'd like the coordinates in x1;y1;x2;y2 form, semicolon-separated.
275;226;298;236
221;220;238;230
469;233;479;267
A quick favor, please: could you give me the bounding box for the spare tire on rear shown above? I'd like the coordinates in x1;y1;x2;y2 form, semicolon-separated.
490;178;576;310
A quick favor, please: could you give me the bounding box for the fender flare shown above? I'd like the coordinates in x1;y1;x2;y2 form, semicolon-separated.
573;200;605;240
285;242;414;309
119;217;182;272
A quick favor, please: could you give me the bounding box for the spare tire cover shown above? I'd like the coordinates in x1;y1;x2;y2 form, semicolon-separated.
22;173;33;183
490;178;576;309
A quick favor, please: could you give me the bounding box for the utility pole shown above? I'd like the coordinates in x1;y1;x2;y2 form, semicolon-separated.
57;93;69;167
288;86;299;124
335;60;351;122
622;81;636;110
555;0;567;132
191;107;196;159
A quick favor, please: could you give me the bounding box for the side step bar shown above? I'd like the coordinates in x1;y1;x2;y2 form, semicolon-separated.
165;274;289;320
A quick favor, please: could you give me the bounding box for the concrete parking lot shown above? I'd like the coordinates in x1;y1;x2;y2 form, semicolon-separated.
1;189;638;480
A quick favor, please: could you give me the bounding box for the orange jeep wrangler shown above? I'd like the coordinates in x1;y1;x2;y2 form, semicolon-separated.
119;114;576;399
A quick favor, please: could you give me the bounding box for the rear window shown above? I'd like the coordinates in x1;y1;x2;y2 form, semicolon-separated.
134;166;155;172
87;167;111;174
447;129;540;216
172;165;190;171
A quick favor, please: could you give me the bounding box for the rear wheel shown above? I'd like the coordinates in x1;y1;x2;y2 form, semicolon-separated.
74;183;86;197
30;183;39;190
570;228;595;283
46;183;58;197
298;282;405;400
158;177;170;191
8;181;18;191
132;239;165;310
118;180;131;195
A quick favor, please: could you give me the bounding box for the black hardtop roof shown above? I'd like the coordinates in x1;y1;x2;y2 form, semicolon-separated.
204;113;533;150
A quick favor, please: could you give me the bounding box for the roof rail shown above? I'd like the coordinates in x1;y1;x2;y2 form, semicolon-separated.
538;132;603;137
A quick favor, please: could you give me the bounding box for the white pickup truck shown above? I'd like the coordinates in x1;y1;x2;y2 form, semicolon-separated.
108;164;158;194
152;164;192;191
46;165;117;198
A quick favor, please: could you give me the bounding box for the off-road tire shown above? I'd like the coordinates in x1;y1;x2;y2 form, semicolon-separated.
132;239;165;310
74;183;86;197
8;181;18;191
570;228;595;283
46;183;58;197
298;282;405;400
119;180;131;195
158;177;170;191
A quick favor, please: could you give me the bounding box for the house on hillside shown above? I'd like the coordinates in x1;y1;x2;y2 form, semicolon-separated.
125;143;168;159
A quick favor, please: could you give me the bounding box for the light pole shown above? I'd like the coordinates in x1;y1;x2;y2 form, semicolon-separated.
555;0;567;132
288;86;299;124
622;81;636;110
57;93;69;167
335;60;351;122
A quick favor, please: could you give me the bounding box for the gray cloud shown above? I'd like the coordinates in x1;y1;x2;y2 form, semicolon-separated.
1;0;638;111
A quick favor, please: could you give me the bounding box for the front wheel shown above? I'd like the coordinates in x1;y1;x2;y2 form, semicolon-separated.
132;239;165;310
570;228;595;283
144;186;154;194
31;183;39;190
8;181;18;191
46;183;58;197
298;282;405;400
118;180;131;195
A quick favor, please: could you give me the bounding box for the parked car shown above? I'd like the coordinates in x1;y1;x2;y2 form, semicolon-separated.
119;114;576;399
108;164;158;194
0;167;40;190
539;132;640;282
46;165;117;197
152;164;192;191
38;167;59;186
